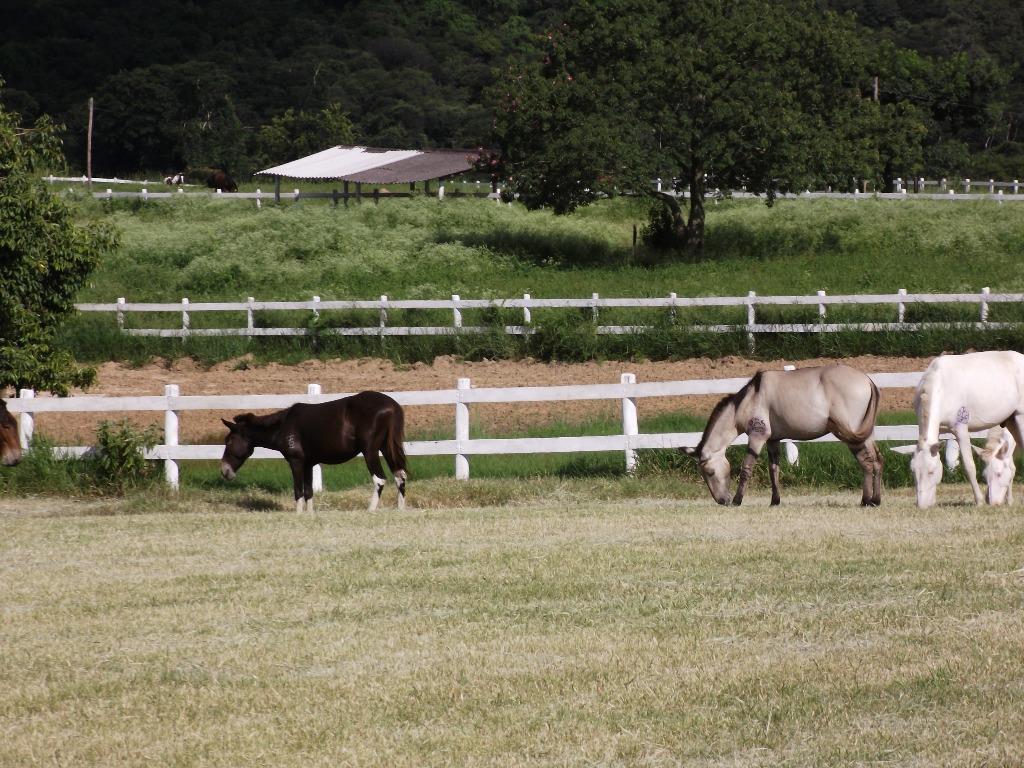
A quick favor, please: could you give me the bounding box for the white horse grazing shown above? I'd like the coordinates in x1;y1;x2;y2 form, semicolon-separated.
910;351;1024;508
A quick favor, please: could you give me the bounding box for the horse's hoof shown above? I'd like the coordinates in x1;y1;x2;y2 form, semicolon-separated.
731;498;743;507
770;498;781;507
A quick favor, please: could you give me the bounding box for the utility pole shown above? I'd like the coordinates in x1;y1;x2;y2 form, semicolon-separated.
86;97;94;187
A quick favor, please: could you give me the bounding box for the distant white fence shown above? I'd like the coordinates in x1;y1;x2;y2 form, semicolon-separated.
6;370;950;491
75;288;1020;344
43;174;1024;203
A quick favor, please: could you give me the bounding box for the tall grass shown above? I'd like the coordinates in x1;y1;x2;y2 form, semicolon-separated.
61;195;1024;363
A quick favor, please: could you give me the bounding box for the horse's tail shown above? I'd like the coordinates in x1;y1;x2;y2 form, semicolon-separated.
831;377;880;444
385;403;407;472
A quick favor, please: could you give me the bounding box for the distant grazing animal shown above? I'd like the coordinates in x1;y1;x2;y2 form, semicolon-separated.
206;170;238;192
910;350;1024;508
164;173;185;185
0;399;22;467
220;391;407;512
681;365;882;506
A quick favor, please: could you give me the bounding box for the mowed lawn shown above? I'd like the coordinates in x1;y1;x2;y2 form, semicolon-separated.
1;489;1023;766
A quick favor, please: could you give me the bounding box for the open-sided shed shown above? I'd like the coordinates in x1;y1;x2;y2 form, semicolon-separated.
256;145;480;202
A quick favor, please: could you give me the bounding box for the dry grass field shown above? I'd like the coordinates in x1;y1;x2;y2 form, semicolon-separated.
1;484;1023;766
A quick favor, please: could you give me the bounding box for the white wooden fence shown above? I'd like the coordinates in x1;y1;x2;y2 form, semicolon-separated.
6;370;955;492
75;288;1019;343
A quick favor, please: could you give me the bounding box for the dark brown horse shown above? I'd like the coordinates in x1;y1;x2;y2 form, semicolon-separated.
206;170;238;192
220;391;406;512
0;399;22;466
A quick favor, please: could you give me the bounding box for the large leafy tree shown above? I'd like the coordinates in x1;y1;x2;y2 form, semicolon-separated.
251;104;356;170
493;0;913;252
0;98;118;395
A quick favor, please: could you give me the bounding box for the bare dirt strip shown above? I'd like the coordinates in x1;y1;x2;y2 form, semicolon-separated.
26;354;928;445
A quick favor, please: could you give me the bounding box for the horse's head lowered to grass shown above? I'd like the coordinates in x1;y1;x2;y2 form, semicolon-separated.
909;442;943;508
220;414;261;480
976;427;1016;505
680;443;733;505
0;400;22;467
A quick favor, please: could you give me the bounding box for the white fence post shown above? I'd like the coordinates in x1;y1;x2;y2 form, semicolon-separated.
379;295;388;334
522;293;532;326
117;296;126;330
964;178;971;193
452;294;462;330
989;179;995;194
669;292;678;323
455;378;471;480
592;292;600;324
181;298;190;335
746;291;756;353
781;366;799;464
312;295;320;323
164;384;179;490
980;287;990;323
308;384;323;492
621;373;638;474
897;288;907;323
255;189;261;209
17;389;34;449
817;290;826;322
246;297;255;336
1014;179;1020;195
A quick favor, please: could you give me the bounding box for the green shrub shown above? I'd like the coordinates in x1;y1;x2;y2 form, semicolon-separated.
86;420;162;494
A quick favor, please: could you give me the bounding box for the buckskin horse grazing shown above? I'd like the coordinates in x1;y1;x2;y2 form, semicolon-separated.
910;350;1024;508
220;391;407;512
681;365;882;506
0;399;22;466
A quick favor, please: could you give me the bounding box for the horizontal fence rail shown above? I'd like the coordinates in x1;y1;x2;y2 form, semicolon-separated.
46;174;1024;203
5;370;977;491
75;289;1021;347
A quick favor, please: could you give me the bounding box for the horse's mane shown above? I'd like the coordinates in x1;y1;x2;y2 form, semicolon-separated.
234;409;288;430
695;372;763;453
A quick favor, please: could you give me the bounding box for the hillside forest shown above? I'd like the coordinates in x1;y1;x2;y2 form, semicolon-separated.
1;0;1022;184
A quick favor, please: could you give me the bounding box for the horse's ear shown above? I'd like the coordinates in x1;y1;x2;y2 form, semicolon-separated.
221;418;236;431
998;428;1016;459
679;446;698;457
233;413;255;424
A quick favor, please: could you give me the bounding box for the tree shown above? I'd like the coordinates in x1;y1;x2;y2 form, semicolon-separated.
0;97;118;395
251;103;356;170
492;0;893;252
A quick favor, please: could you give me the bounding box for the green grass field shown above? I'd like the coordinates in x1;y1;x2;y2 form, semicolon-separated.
59;194;1024;364
2;489;1022;766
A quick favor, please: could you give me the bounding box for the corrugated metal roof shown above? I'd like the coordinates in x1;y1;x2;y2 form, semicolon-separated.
256;145;475;183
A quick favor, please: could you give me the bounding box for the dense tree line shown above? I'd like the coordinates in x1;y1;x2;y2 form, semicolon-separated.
0;0;1021;182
